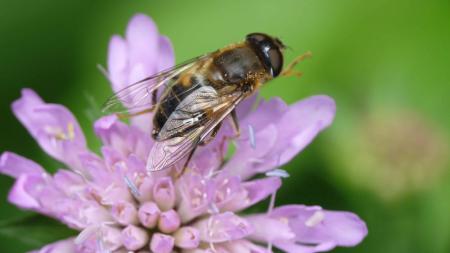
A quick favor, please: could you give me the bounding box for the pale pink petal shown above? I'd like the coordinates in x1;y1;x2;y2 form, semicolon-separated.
174;226;200;249
28;237;76;253
78;152;112;186
8;174;42;209
224;96;336;179
223;176;281;212
246;214;296;243
95;115;131;156
125;13;159;79
224;124;278;178
12;89;87;170
235;92;259;119
0;152;44;178
111;201;138;225
153;177;176;211
271;205;367;253
240;97;289;132
157;35;175;72
223;239;270;253
177;174;215;223
105;13;175;132
194;212;253;243
121;224;149;250
107;35;128;92
213;175;241;209
158;209;181;233
150;233;175;253
138;201;160;228
102;226;123;251
274;96;336;165
95;115;152;162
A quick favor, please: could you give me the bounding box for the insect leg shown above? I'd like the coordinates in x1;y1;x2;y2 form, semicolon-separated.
280;51;312;77
116;107;156;120
199;122;222;146
152;89;158;106
229;109;240;138
115;89;159;120
175;144;199;178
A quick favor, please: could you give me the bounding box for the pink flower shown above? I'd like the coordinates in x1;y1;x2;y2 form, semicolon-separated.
1;14;367;253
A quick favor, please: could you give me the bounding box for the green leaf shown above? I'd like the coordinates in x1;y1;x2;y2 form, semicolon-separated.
0;215;77;253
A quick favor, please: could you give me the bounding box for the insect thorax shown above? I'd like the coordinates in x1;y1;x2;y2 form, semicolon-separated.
152;44;270;140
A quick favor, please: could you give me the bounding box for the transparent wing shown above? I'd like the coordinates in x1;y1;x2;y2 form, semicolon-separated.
147;86;245;172
102;54;210;114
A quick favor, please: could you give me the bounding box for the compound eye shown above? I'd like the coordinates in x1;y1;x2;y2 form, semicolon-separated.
268;48;283;77
246;33;271;44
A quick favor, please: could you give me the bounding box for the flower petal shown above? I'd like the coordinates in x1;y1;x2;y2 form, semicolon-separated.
177;174;215;223
271;205;367;253
222;239;270;253
157;35;175;72
12;89;87;170
223;176;281;212
8;174;42;209
225;95;335;179
194;212;253;243
240;97;289;133
274;96;335;165
0;152;44;178
153;177;176;211
121;224;149;250
235;92;259;119
174;226;200;249
28;238;76;253
94;115;151;162
224;124;278;178
107;35;128;92
106;14;176;133
125;13;159;79
150;233;175;253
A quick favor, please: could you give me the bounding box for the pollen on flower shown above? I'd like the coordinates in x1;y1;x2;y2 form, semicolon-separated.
45;122;76;141
305;210;325;227
67;122;75;140
279;217;289;225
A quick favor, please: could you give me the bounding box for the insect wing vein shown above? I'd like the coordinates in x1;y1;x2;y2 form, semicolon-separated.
147;89;244;172
102;54;209;114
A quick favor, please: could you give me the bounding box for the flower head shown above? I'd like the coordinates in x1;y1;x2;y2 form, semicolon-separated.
1;14;367;253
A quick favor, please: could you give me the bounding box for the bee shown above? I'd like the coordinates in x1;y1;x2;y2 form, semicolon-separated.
103;33;310;175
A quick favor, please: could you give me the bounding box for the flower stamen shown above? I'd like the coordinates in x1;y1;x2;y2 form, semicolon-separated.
124;175;141;199
248;124;256;149
44;122;75;141
305;210;325;227
265;168;290;178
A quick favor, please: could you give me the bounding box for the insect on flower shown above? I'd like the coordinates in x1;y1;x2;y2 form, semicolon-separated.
0;14;368;253
102;33;311;174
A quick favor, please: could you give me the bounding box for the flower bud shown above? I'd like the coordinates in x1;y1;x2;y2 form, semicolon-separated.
138;176;154;202
174;226;200;249
158;209;181;233
101;226;122;251
152;177;176;211
121;225;149;251
111;201;138;225
138;201;160;228
150;233;174;253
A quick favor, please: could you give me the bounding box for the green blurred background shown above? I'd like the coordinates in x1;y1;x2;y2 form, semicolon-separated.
1;0;449;252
